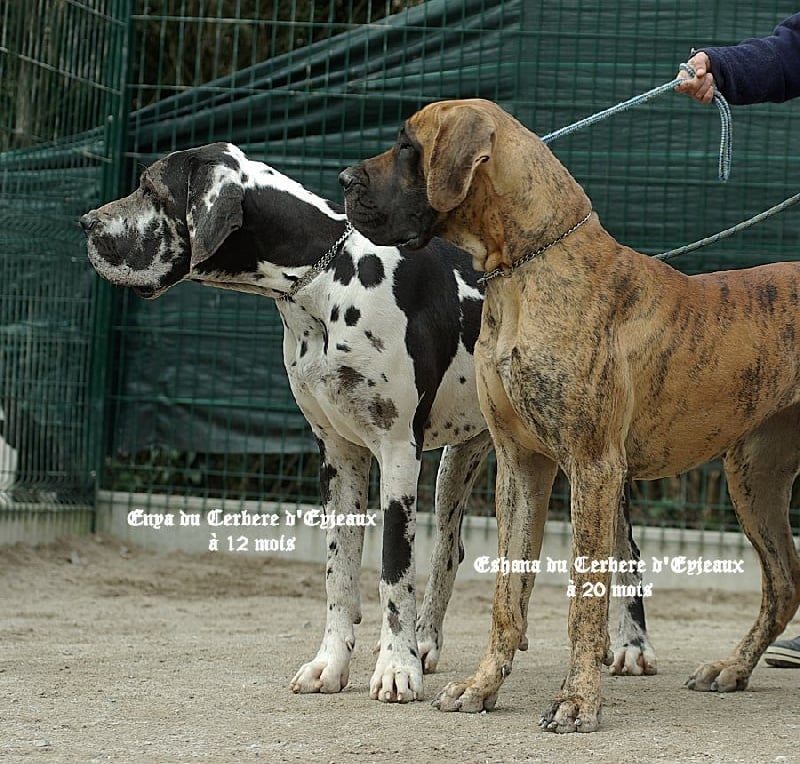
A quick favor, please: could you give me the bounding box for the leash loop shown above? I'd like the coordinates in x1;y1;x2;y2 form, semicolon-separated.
541;63;733;182
530;63;795;265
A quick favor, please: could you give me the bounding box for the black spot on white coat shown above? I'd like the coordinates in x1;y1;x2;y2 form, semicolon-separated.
357;254;385;287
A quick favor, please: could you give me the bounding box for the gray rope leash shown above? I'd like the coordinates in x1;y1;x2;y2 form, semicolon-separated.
542;64;733;182
534;64;797;264
653;192;800;261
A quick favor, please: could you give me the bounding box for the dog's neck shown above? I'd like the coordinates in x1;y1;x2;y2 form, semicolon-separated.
192;162;350;302
278;221;354;302
439;125;595;275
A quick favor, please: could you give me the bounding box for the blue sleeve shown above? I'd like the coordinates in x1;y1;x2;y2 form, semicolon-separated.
700;13;800;104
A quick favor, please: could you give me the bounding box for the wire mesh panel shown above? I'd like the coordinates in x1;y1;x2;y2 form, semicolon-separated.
0;0;130;537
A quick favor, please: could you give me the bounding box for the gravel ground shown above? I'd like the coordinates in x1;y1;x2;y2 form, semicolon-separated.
2;535;799;763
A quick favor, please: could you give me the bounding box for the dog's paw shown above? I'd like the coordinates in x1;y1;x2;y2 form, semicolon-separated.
432;678;499;713
539;698;601;734
369;649;423;703
289;640;353;694
609;640;657;676
685;660;750;693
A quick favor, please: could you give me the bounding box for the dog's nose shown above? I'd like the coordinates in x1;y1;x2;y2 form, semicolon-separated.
338;167;358;191
79;211;99;233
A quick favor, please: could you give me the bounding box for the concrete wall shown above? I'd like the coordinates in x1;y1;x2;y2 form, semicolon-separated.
0;505;94;545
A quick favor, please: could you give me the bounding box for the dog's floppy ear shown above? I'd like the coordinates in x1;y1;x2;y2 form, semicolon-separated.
426;105;495;213
186;159;244;268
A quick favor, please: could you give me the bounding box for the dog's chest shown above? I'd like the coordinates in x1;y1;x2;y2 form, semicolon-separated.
278;291;417;445
478;301;596;458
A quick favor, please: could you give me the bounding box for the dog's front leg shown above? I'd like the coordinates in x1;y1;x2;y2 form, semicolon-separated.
540;453;626;733
370;442;424;703
290;436;371;694
434;447;558;713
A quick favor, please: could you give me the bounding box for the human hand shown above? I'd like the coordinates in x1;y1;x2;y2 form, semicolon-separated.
675;51;715;104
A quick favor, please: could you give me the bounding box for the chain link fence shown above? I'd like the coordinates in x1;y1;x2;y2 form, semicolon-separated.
1;0;129;538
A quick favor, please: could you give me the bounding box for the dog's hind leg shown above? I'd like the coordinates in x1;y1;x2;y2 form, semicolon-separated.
434;445;558;713
416;429;493;673
609;480;658;676
290;436;371;694
687;405;800;693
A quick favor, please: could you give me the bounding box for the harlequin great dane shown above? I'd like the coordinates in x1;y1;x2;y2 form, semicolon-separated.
80;142;655;704
340;98;800;730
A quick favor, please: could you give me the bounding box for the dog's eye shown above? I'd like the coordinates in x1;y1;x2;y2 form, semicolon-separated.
397;141;415;153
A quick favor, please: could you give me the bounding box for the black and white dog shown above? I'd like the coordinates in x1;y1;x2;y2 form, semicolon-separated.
80;143;656;702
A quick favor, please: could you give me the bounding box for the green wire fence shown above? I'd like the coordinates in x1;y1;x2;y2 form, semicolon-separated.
1;0;799;542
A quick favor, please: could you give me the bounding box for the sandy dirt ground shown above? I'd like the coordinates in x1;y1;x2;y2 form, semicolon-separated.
2;535;799;764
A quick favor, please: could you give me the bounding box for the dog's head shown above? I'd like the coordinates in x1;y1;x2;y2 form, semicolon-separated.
339;99;508;255
81;143;245;299
340;99;587;274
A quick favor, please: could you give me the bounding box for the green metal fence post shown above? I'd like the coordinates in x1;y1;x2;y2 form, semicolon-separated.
87;0;134;519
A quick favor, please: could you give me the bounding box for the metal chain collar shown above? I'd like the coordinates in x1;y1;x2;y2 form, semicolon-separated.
279;221;354;301
478;210;593;284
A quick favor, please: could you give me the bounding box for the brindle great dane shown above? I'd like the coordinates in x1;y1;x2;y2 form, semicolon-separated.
339;98;800;732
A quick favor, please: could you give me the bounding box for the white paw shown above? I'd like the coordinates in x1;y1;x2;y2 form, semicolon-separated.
609;640;657;676
369;648;423;703
290;639;354;693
